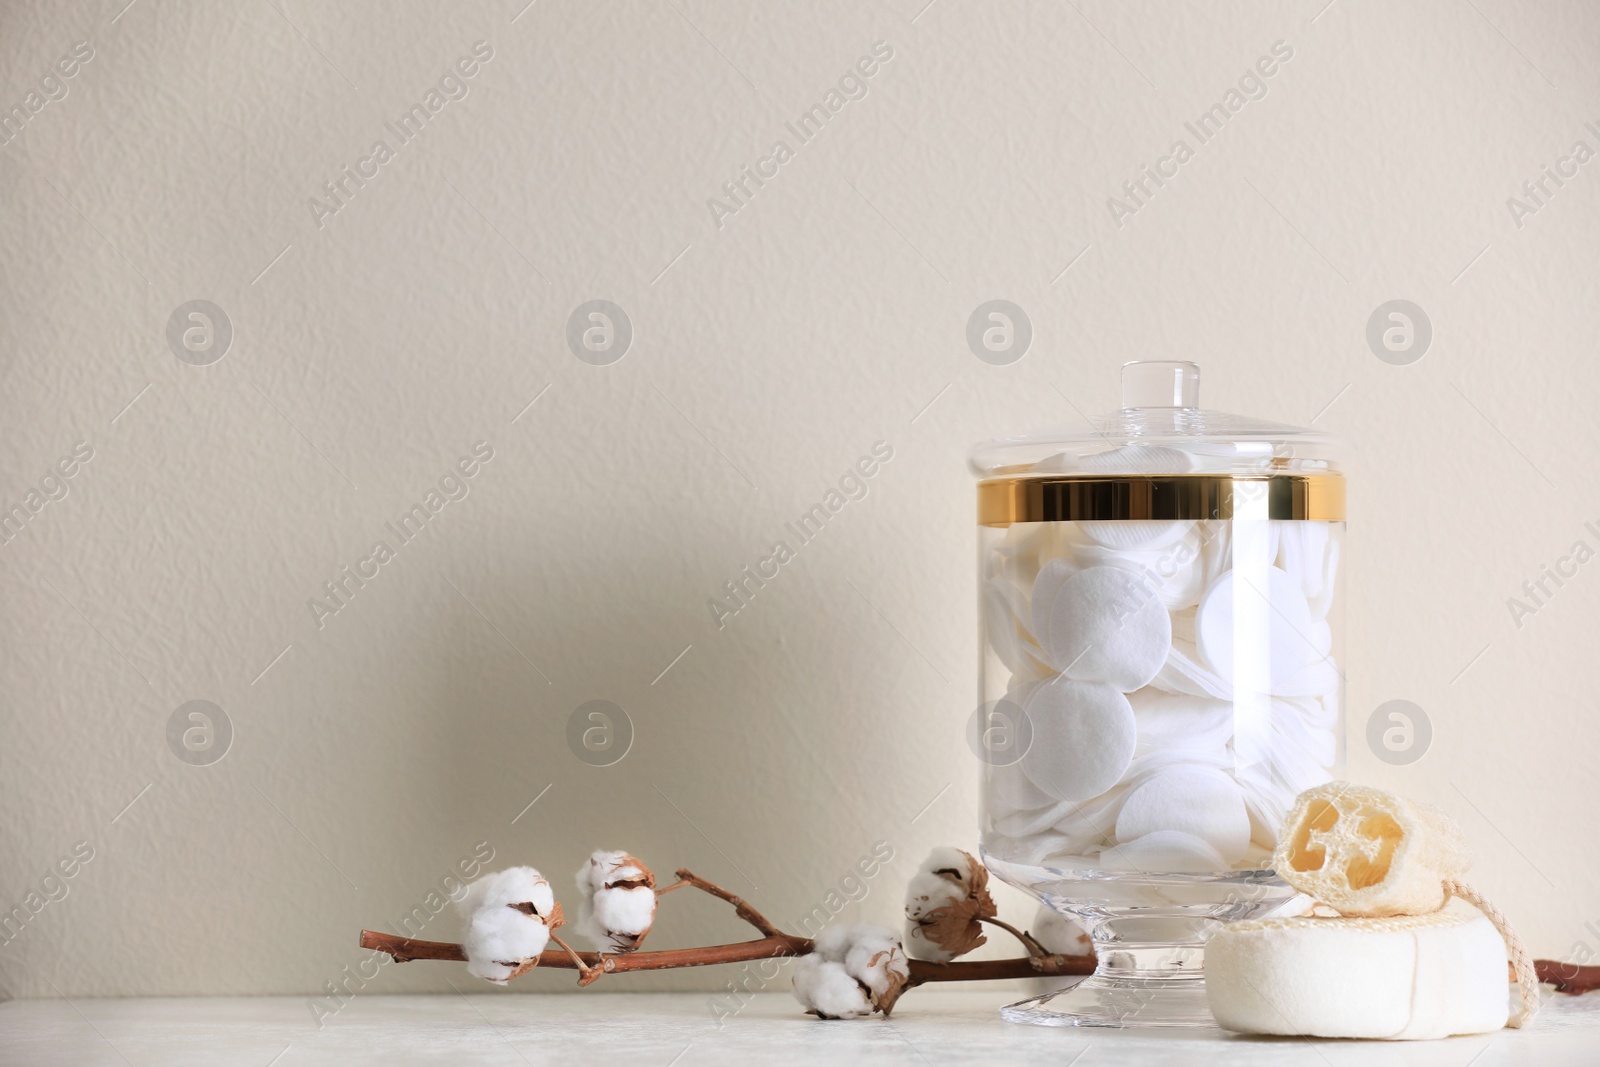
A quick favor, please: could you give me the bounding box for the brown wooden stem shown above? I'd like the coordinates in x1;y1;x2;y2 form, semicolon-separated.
1536;959;1600;995
361;930;812;973
663;868;784;938
359;928;1600;999
360;928;1096;982
976;915;1050;959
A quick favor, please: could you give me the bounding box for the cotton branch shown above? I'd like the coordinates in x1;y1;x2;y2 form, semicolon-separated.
358;928;1094;984
1536;959;1600;995
656;867;784;938
360;863;1599;1006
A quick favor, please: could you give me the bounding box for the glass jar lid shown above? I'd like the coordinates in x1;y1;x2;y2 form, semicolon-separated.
972;362;1345;525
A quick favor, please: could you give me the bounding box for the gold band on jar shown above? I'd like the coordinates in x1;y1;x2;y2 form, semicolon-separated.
978;474;1345;527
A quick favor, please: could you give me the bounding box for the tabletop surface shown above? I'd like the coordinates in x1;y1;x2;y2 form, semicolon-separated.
3;988;1599;1065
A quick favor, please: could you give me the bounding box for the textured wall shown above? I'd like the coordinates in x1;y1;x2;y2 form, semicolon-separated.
2;0;1599;1008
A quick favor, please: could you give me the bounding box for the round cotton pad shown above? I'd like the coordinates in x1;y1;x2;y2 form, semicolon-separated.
1151;637;1231;700
1275;521;1339;617
1099;829;1228;873
1075;519;1193;551
1195;566;1315;687
1206;912;1509;1039
1076;445;1199;474
1036;565;1172;689
984;584;1037;674
1029;558;1079;657
1115;765;1250;863
1127;689;1233;757
1019;679;1137;803
1066;528;1206;611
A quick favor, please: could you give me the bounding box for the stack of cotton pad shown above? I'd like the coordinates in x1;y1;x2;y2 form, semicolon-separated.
983;518;1342;874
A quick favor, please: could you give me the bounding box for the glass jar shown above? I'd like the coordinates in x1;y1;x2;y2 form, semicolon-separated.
971;361;1345;1028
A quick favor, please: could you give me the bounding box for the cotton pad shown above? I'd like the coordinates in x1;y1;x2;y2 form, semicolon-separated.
1029;558;1079;657
1195;566;1315;688
985;583;1045;675
1151;637;1231;700
1100;829;1228;873
1206;912;1509;1039
1115;766;1250;863
986;829;1082;868
1272;657;1340;699
1275;521;1340;618
1075;519;1193;551
1034;565;1172;689
1019;679;1137;803
988;760;1068;837
1047;785;1128;852
1127;689;1233;757
1066;527;1206;611
1170;605;1197;644
1076;444;1200;474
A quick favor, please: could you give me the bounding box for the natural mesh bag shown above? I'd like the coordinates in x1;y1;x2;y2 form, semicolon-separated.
1272;780;1470;917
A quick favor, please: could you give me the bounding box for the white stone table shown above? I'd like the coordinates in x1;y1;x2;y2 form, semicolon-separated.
4;989;1599;1065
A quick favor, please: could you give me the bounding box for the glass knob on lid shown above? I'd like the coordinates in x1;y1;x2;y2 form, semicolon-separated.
1121;360;1200;409
968;360;1343;480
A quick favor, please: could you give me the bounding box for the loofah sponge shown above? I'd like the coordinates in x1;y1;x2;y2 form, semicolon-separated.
1211;780;1539;1037
1272;780;1470;917
1206;911;1509;1039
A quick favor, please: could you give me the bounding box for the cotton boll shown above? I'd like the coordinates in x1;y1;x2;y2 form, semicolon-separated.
903;849;993;963
1032;904;1091;957
1026;903;1093;994
844;930;909;997
801;924;909;1016
456;867;555;920
815;922;892;962
463;903;552;984
825;927;915;1011
457;867;559;984
574;850;656;953
902;870;964;924
792;956;873;1019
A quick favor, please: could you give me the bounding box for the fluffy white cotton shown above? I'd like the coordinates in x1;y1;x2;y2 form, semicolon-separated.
1031;904;1091;957
457;867;557;984
903;848;977;963
792;956;873;1019
574;850;656;953
1025;904;1094;994
464;902;551;983
903;869;964;923
841;928;908;997
795;924;908;1017
456;866;555;919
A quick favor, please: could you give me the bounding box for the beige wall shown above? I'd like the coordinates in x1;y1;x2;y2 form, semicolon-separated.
2;0;1598;1004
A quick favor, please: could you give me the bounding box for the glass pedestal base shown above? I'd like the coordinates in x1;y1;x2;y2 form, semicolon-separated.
981;861;1306;1029
1003;938;1215;1028
1002;974;1215;1028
